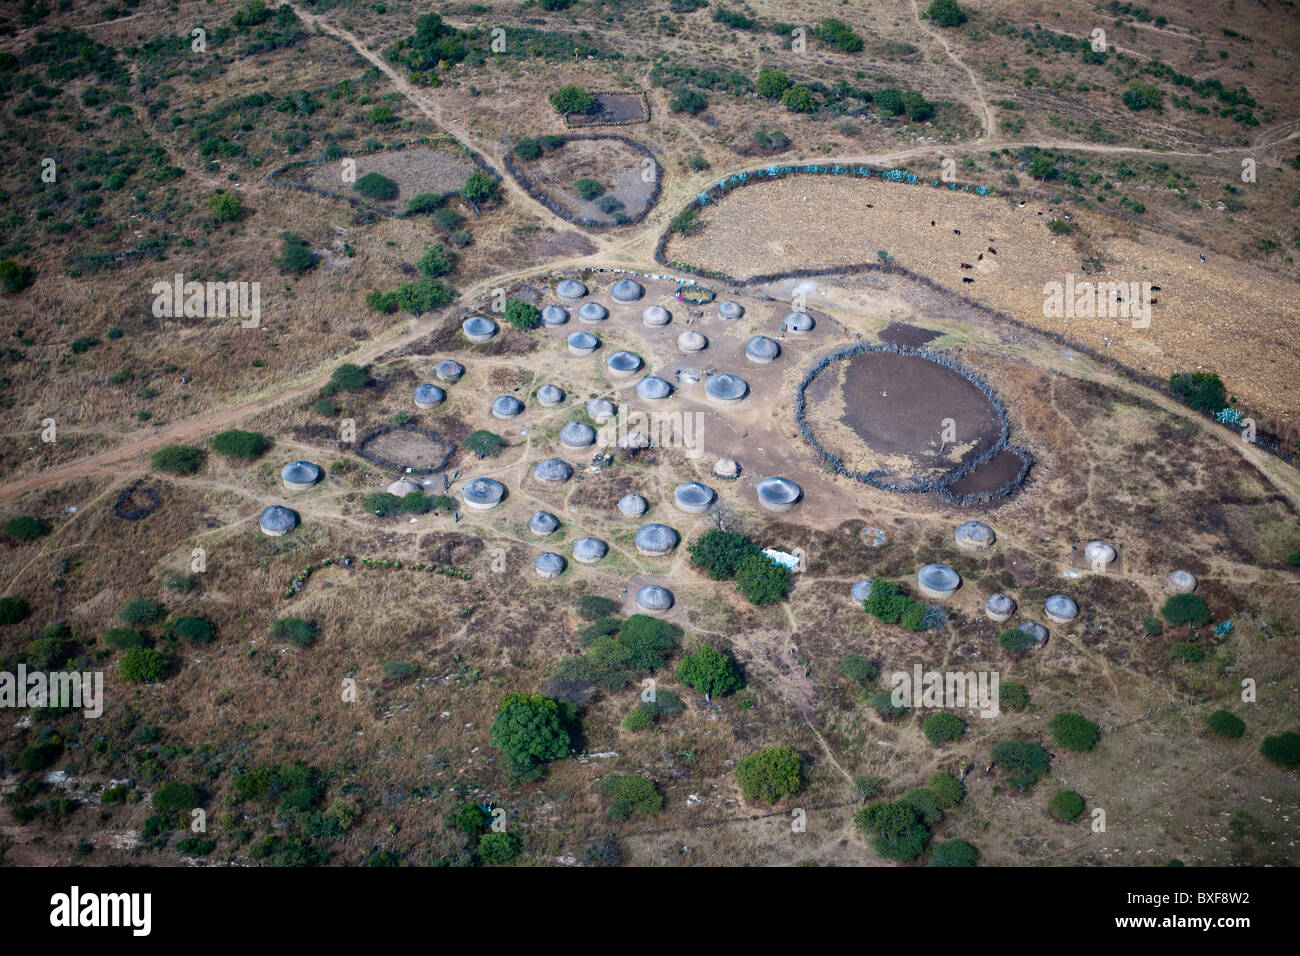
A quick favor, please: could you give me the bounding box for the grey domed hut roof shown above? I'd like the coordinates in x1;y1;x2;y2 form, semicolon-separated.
587;399;616;423
718;300;744;319
387;477;423;497
705;372;749;405
619;430;650;450
492;395;524;419
532;457;574;484
1084;540;1116;567
462;477;506;510
642;305;671;327
850;579;873;604
917;563;961;599
567;331;599;355
556;279;587;300
745;335;780;364
413;383;445;408
537;383;565;407
618;493;648;516
529;510;560;536
541;305;569;326
281;460;321;490
785;312;814;332
1044;594;1079;623
462;315;498;342
606;350;643;376
611;278;644;302
1019;620;1049;647
677;330;707;352
986;593;1016;622
756;476;802;512
636;375;673;401
560;420;596;449
572;536;608;564
955;520;995;550
1167;570;1198;593
636;584;674;613
436;359;465;382
535;552;567;578
578;302;609;323
635;523;679;555
259;505;298;536
673;481;715;514
713;458;740;479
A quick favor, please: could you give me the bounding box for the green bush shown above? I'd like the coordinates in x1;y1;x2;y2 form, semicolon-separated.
477;831;521;864
435;206;462;230
670;88;708;114
1207;710;1245;739
734;553;791;605
120;647;169;682
104;627;145;650
364;491;429;516
383;660;418;680
1259;731;1300;767
622;708;654;731
926;772;966;808
688;529;760;580
489;693;572;780
152;781;200;811
418;243;454;278
854;801;930;861
167;616;214;644
616;614;680;671
669;207;699;236
734;745;802;803
781;84;817;113
1169;371;1225;414
839;653;879;685
271;617;317;648
18;738;63;773
926;0;967;27
854;775;883;801
594;195;624;215
550;85;596;114
324;363;368;394
1161;593;1211;627
118;598;164;625
929;838;979;866
503;298;541;330
901;787;944;825
150;444;205;475
0;259;33;293
0;596;31;625
576;595;620;621
313;398;338;416
353;171;399;200
1028;154;1057;180
599;774;663;819
460;171;497;204
210;429;270;459
1049;789;1085;822
2;516;49;541
277;232;319;272
463;429;503;459
999;627;1037;653
676;643;743;697
814;17;863;52
1169;641;1205;663
1000;680;1030;711
991;739;1049;790
574;177;605;200
1049;712;1100;752
513;137;541;160
922;712;967;745
1123;82;1163;112
404;192;442;214
209;192;242;221
864;579;925;627
756;68;791;99
177;837;215;856
1142;616;1164;636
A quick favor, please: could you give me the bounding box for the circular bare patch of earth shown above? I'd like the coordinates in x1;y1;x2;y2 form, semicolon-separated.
801;349;1004;489
357;426;455;473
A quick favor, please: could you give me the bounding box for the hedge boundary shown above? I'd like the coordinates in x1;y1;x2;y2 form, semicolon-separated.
113;482;161;520
504;133;662;230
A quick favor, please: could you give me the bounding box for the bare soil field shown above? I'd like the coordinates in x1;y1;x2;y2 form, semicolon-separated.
566;93;649;127
287;143;481;211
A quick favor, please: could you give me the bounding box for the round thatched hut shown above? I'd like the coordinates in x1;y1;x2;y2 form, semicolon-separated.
281;460;321;491
1168;570;1198;593
713;458;740;480
1084;540;1117;569
677;330;707;353
578;302;609;324
850;579;873;604
636;376;673;401
785;312;814;333
535;552;567;578
986;593;1016;623
606;350;643;378
541;305;569;326
611;278;644;302
537;384;565;407
642;305;671;327
705;372;749;405
436;359;465;382
955;520;996;551
556;279;588;300
1044;594;1079;624
387;477;423;497
745;335;780;364
259;505;298;536
492;395;524;419
636;585;674;613
674;481;715;514
462;316;498;343
718;300;744;319
756;476;802;512
567;331;599;355
532;457;573;485
635;523;679;555
572;536;609;564
530;510;560;536
560;420;597;450
618;493;648;517
413;383;445;408
462;477;506;510
587;398;617;423
917;563;961;599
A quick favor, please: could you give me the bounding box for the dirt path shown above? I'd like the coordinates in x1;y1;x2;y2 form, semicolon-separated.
908;0;994;138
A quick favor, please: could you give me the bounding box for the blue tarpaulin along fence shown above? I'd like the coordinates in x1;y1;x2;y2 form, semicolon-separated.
693;163;989;207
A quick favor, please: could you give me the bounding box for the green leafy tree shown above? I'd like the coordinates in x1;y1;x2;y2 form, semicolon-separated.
902;90;934;121
324;363;368;394
150;445;205;475
780;84;817;113
152;781;200;812
118;598;163;625
477;831;521;864
1123;82;1163;112
550;85;596;115
669;207;699;236
874;87;904;115
991;739;1050;790
926;0;967;28
461;171;498;204
814;17;863;52
0;597;31;625
929;839;978;866
504;298;541;331
1259;731;1300;767
208;192;242;221
277;232;319;272
926;772;966;808
489;693;571;779
839;653;879;686
854;801;930;861
1169;371;1225;413
210;429;270;459
1028;153;1057;180
1207;710;1245;739
418;244;454;278
3;516;49;541
734;745;802;803
670;88;708;114
735;553;791;605
271;617;317;648
0;259;33;294
574;177;605;200
120;647;169;682
1049;789;1085;822
513;138;541;160
353;172;399;201
1049;712;1100;752
676;643;743;697
922;712;967;745
463;429;504;459
688;529;760;580
616;614;681;671
1161;593;1211;629
756;68;792;99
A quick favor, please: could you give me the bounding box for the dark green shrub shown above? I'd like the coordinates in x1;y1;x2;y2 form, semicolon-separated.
513;138;541;160
922;712;967;745
1142;616;1164;636
688;529;760;580
676;643;743;697
1000;680;1030;711
756;68;791;99
929;839;978;866
0;596;31;625
353;171;399;201
622;708;654;731
1169;641;1204;663
167;616;214;644
477;831;521;864
854;801;930;861
868;690;908;716
839;653;879;685
463;430;503;459
1161;593;1211;627
734;745;802;803
1207;710;1245;739
152;781;199;811
0;259;33;293
1049;712;1100;752
149;444;205;475
576;595;620;621
210;429;270;459
991;739;1050;790
2;516;49;541
734;553;791;605
209;192;242;221
277;232;319;272
503;299;540;330
999;627;1037;653
120;647;169;682
781;84;816;113
435;206;462;230
550;85;595;114
926;0;966;27
177;837;215;856
313;398;338;416
1259;731;1300;767
418;243;454;278
598;775;663;819
926;772;966;808
900;787;944;825
1169;371;1225;414
118;598;163;625
324;363;368;394
383;660;418;680
405;192;442;214
104;627;145;650
18;738;63;773
271;617;317;647
1049;789;1085;822
573;177;605;200
489;693;571;780
460;171;497;204
670;88;708;114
